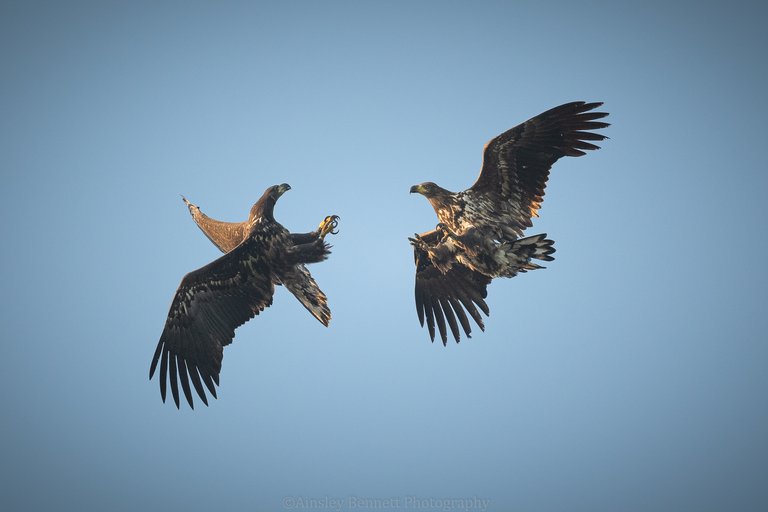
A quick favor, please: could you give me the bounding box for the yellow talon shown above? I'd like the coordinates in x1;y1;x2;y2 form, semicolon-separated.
318;215;340;238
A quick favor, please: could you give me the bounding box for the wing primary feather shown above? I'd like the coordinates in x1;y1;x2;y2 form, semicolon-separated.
455;279;488;308
169;352;180;409
430;296;448;345
474;295;490;316
572;131;608;141
572;141;601;151
448;296;472;338
201;371;218;399
187;363;209;406
424;295;436;342
176;356;195;410
452;280;475;303
455;293;485;331
573;121;610;130
149;340;163;379
573;112;609;122
578;101;604;111
415;285;425;327
439;297;461;343
159;347;169;403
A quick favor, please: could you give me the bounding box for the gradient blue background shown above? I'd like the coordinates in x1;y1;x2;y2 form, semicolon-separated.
2;1;766;511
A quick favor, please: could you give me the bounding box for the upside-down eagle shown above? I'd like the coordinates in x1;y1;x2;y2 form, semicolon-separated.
180;194;339;325
409;101;609;344
149;183;339;409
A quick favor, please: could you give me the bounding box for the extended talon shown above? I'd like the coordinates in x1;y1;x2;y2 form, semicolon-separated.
408;233;428;250
318;215;340;238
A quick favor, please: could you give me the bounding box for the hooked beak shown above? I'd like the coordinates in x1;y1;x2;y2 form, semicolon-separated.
277;183;291;195
409;185;421;194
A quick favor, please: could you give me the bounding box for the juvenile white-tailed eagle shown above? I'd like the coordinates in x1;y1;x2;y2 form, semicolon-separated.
149;184;339;409
409;101;609;344
181;194;339;325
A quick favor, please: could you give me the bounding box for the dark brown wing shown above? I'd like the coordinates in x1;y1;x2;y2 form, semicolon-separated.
413;231;492;345
470;101;609;233
182;196;247;253
149;236;276;409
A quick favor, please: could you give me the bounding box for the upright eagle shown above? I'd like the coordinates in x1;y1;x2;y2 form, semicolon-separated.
149;184;339;409
409;101;609;344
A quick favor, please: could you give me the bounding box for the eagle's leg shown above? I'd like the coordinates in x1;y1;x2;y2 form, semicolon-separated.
435;223;460;242
318;215;340;239
436;224;484;255
286;238;332;265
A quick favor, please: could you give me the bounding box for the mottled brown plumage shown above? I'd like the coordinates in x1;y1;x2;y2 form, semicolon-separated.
410;101;609;344
181;195;339;326
149;184;338;409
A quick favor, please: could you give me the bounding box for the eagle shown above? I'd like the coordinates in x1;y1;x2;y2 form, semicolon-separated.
180;194;339;324
149;183;340;409
409;101;609;344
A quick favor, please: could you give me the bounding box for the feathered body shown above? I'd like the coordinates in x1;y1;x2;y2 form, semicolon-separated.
181;194;338;326
410;101;609;344
150;184;337;409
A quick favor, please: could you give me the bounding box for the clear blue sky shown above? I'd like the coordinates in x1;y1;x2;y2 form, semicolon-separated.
2;1;766;511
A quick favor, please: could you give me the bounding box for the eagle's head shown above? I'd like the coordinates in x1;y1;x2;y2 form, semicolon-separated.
269;183;291;198
410;182;454;215
250;183;291;222
409;182;449;198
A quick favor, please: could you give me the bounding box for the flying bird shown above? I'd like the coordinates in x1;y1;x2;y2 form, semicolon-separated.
181;194;339;324
409;101;609;344
149;184;340;409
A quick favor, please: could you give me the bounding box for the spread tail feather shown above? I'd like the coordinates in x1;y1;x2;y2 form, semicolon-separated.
504;233;555;274
280;264;332;326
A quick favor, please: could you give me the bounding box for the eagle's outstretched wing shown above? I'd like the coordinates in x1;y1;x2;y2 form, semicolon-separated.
182;196;246;252
413;230;492;345
470;101;609;237
149;236;276;409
